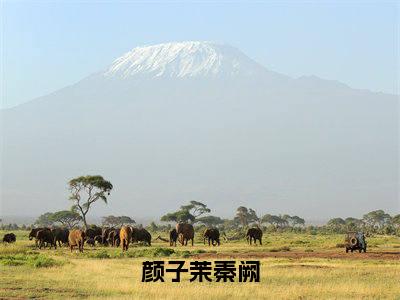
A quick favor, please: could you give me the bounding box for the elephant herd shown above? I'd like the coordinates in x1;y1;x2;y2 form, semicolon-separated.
26;225;152;252
2;224;263;252
28;227;85;252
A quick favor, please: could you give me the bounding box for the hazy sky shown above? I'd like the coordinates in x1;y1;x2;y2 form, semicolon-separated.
1;1;398;108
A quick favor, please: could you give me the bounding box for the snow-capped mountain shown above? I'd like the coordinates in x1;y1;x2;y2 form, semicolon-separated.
103;41;266;79
1;41;398;219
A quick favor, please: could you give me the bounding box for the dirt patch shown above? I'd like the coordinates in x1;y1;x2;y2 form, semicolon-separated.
272;264;332;269
191;250;400;261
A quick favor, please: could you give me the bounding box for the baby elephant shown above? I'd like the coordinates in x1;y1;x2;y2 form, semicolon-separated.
203;228;220;246
120;226;132;251
69;230;85;252
86;237;95;247
94;235;103;245
2;233;16;243
169;229;178;246
246;227;263;245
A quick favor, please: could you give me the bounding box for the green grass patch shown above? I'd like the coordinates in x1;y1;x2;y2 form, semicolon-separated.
0;253;62;268
124;247;175;258
87;250;111;259
191;249;207;254
177;250;191;258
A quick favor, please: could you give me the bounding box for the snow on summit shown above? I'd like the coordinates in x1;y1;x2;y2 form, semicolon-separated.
103;41;265;79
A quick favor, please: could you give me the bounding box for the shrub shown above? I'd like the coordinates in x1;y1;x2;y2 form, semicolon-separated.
152;247;175;257
179;250;191;258
88;250;111;259
124;247;175;258
29;255;60;268
270;246;290;252
191;249;206;254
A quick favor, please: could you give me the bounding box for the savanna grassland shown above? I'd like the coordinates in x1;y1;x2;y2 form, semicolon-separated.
1;230;399;299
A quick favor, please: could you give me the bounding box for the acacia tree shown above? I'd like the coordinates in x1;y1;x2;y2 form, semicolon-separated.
34;212;55;227
180;201;211;218
195;216;224;227
234;206;249;226
326;218;346;232
161;210;195;223
281;215;305;227
261;214;287;228
52;210;82;229
161;201;210;224
344;217;362;231
234;207;259;227
102;215;135;227
291;216;305;227
392;214;400;228
363;210;391;230
68;175;113;230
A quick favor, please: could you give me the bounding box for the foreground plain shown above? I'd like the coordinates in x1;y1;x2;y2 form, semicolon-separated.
1;230;399;299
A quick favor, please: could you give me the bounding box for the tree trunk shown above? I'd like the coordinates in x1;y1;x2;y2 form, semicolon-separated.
82;214;88;231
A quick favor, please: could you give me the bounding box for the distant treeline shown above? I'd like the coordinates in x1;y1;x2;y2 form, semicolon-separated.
1;205;399;236
1;176;398;235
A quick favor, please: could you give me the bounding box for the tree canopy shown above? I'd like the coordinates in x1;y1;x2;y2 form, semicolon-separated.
392;214;400;227
327;218;346;228
180;201;211;218
68;175;113;230
102;215;135;227
34;212;55;227
363;210;391;229
234;206;259;227
196;215;224;227
51;210;82;229
161;210;195;223
261;214;287;227
161;201;210;223
34;210;81;229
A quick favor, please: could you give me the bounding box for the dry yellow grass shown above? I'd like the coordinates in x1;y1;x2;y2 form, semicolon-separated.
2;255;400;299
1;231;399;299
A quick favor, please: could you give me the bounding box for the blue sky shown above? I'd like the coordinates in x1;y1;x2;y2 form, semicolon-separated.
1;1;398;108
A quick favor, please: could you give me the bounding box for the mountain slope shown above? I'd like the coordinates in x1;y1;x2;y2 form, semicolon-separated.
1;42;398;219
103;41;270;79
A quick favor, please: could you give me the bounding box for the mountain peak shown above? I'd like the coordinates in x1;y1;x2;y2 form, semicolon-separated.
103;41;265;79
